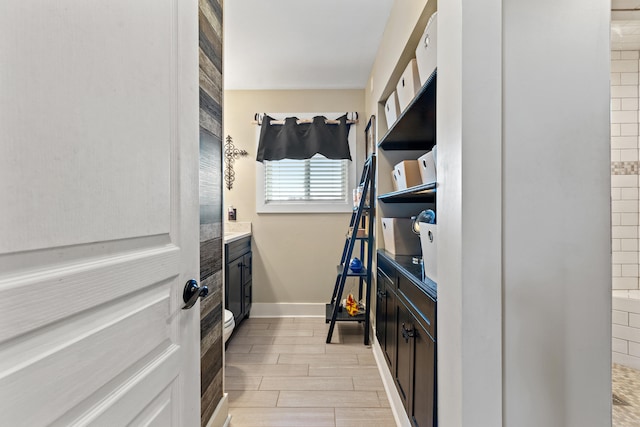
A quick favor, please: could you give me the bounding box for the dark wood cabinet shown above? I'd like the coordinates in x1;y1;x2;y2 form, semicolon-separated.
376;250;436;427
411;320;436;427
225;236;252;325
377;261;397;368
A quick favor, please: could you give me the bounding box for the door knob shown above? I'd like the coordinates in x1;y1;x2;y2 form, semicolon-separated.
182;279;208;310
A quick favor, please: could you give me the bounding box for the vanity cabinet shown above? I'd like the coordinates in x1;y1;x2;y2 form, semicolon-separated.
225;236;252;325
377;250;436;427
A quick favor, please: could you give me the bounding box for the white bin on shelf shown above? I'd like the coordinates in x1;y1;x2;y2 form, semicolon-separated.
419;222;437;283
418;150;436;184
382;218;421;256
393;160;422;190
415;12;438;86
391;171;399;192
384;91;400;129
396;59;421;112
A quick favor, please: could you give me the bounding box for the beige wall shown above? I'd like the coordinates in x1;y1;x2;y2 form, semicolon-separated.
364;0;432;120
223;90;365;304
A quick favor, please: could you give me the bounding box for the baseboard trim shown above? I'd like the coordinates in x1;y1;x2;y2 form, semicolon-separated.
613;352;640;371
372;335;411;427
204;393;230;427
250;303;325;317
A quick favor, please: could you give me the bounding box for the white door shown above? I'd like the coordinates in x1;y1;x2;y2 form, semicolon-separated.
0;0;201;426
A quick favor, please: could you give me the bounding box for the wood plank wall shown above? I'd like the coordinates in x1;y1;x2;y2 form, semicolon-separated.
198;0;223;425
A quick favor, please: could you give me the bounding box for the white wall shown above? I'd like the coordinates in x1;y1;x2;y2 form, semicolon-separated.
437;0;502;424
437;0;612;426
501;0;611;425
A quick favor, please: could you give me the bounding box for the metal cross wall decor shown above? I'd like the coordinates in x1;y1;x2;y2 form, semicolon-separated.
224;135;248;190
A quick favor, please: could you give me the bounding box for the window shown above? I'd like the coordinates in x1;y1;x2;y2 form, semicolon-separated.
256;112;356;213
264;155;348;203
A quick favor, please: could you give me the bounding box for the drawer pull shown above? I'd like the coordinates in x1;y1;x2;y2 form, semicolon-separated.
401;323;415;343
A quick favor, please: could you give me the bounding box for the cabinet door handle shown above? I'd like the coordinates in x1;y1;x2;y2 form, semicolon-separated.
401;322;415;343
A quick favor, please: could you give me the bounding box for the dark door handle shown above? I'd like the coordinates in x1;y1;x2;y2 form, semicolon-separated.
401;322;415;343
182;279;208;310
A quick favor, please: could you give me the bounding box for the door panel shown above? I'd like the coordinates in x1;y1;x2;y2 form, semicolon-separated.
0;0;201;425
53;348;180;426
395;300;413;411
411;323;435;427
384;286;398;369
0;245;179;342
375;270;386;352
227;259;243;321
0;0;175;254
126;384;174;427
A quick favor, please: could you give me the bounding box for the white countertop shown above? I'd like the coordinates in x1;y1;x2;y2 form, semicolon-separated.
224;231;251;244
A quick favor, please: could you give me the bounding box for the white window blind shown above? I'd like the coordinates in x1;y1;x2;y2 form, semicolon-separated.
264;155;348;204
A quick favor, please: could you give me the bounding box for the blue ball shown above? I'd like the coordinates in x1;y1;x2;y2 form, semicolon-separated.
350;258;363;271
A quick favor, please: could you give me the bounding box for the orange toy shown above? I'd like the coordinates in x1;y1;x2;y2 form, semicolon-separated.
345;293;359;316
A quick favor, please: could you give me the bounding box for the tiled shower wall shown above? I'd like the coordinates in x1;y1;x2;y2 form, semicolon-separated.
611;50;640;297
611;50;640;370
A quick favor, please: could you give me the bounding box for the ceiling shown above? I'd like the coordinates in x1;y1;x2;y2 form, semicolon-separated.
225;2;640;87
223;0;394;90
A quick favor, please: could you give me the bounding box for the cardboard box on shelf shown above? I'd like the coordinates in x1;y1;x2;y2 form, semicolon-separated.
393;160;422;190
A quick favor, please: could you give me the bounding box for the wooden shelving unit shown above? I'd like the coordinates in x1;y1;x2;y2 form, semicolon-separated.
377;70;437;151
378;182;436;203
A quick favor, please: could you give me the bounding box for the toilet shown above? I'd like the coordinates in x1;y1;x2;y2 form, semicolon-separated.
223;309;235;344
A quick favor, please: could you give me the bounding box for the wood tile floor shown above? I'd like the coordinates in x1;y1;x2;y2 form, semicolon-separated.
225;317;396;427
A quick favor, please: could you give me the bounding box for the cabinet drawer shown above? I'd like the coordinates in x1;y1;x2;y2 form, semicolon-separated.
397;275;436;340
226;236;251;261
